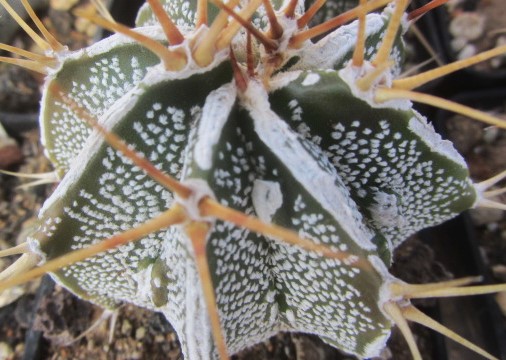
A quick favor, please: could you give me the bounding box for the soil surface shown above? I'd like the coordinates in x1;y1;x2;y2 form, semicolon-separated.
445;0;506;71
0;1;505;360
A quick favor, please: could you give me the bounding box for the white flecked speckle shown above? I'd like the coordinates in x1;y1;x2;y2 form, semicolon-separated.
301;73;320;86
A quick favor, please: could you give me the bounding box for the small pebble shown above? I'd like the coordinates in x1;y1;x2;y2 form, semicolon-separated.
457;44;477;60
135;327;146;340
496;35;506;49
74;3;99;37
491;36;506;69
121;319;132;335
449;12;485;41
0;284;30;308
451;37;467;52
483;126;500;144
14;343;24;355
87;340;95;351
0;124;22;169
492;265;506;282
491;57;503;69
75;17;98;38
130;351;142;360
167;332;177;342
487;222;499;232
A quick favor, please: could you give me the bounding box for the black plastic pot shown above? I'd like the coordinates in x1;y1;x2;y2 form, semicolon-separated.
429;88;506;360
421;215;506;360
406;0;449;93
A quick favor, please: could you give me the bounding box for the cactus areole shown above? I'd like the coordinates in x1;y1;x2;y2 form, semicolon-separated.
4;0;506;359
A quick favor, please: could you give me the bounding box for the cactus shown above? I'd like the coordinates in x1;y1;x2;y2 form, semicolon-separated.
1;0;506;359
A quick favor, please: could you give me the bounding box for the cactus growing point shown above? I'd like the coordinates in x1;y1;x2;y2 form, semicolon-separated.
1;0;506;359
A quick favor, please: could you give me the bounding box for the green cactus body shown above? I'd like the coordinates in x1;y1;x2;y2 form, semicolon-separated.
2;0;499;359
40;27;166;175
268;69;477;249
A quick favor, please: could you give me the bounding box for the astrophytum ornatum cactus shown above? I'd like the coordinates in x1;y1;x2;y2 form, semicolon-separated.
1;0;506;359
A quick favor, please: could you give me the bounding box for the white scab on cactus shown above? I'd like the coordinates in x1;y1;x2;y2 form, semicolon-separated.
251;179;283;223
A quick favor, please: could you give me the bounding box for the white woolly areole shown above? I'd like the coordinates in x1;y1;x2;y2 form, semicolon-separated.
27;236;45;264
176;179;216;223
273;16;299;54
194;83;237;170
408;114;468;168
252;179;284;223
241;81;376;250
368;255;398;306
338;62;412;111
